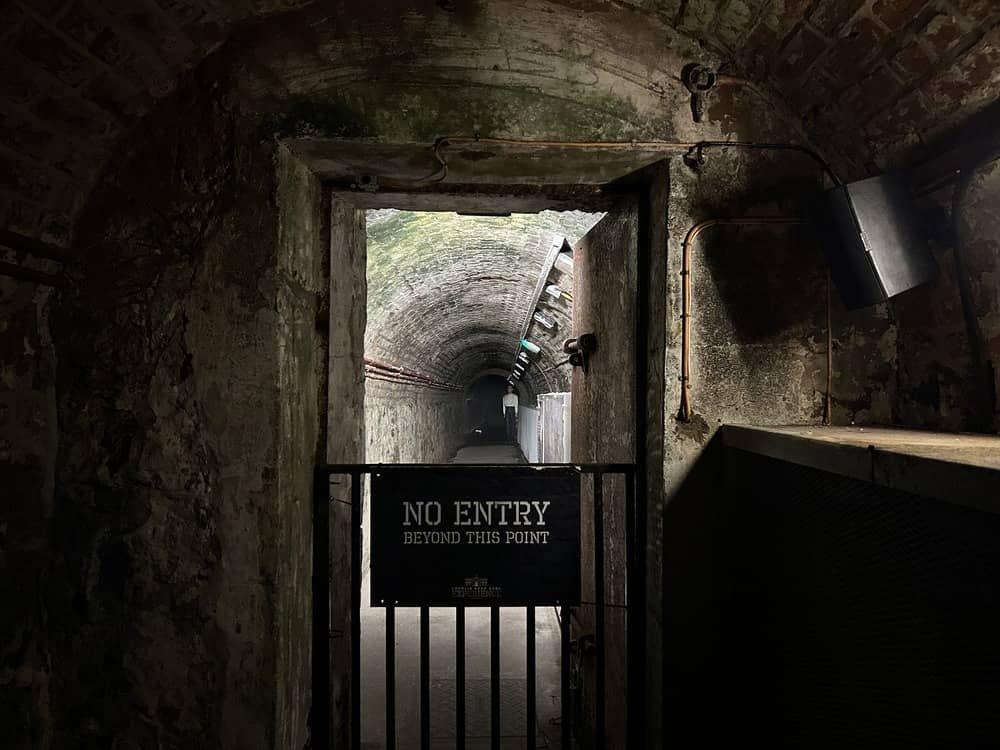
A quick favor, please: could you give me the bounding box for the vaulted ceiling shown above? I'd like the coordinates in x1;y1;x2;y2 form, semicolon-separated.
365;209;600;389
1;0;998;245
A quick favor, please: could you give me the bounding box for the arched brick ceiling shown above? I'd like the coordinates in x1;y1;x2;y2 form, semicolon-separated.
365;209;601;390
1;0;998;243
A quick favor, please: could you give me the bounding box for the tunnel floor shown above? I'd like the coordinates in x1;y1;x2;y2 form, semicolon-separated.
449;444;527;465
361;443;563;749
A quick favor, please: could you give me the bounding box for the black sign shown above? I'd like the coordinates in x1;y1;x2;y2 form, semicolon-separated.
371;467;581;606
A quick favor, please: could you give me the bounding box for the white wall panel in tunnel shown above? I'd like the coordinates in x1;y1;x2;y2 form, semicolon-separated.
518;405;539;463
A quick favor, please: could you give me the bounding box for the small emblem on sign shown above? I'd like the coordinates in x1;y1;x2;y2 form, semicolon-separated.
451;575;502;600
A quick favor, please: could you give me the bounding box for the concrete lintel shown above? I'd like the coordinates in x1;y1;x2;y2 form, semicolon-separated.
328;186;613;214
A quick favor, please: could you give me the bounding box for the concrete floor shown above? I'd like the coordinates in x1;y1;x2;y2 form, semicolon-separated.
360;443;564;749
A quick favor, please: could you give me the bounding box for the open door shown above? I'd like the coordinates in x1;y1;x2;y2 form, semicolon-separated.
572;200;639;464
570;199;639;748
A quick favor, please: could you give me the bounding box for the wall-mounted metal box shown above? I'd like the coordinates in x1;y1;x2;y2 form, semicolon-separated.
822;173;936;309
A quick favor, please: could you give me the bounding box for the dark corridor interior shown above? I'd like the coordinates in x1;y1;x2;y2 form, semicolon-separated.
465;375;514;443
4;1;1000;748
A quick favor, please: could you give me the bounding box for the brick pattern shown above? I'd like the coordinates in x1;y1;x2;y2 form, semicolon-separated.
684;0;1000;168
0;0;998;243
365;210;599;389
0;0;312;243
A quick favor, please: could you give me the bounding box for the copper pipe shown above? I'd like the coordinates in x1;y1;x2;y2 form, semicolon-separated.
364;357;462;390
365;370;459;391
428;136;840;186
365;371;460;391
683;140;841;186
365;356;437;381
716;74;769;96
716;75;786;122
435;136;699;151
678;218;833;425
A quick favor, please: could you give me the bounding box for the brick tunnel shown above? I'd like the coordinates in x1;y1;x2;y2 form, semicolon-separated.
364;210;601;462
3;1;1000;749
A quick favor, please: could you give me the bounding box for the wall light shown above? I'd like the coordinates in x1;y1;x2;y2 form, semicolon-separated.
533;309;557;329
520;339;541;355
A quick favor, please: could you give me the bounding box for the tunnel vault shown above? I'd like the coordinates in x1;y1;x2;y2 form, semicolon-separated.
365;209;601;395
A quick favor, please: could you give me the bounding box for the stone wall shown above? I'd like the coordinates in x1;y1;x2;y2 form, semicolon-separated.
895;159;1000;432
275;147;327;750
0;278;57;748
1;2;999;748
326;197;367;749
364;379;464;465
7;56;332;749
660;95;896;742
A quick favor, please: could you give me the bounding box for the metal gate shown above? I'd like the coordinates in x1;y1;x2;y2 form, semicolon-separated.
311;463;645;749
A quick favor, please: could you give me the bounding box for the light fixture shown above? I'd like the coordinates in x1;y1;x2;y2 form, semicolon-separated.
520;338;541;355
533;309;556;329
544;284;564;301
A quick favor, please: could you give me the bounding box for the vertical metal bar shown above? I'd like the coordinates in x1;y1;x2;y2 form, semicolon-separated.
625;469;639;750
312;468;330;750
491;605;501;750
633;479;647;745
526;606;536;749
351;472;362;750
636;182;655;750
456;607;466;750
386;606;396;750
593;472;606;748
421;606;431;750
560;604;571;750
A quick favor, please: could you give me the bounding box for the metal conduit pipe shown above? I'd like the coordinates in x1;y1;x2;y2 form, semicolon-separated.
677;217;834;426
365;357;440;382
365;369;459;391
365;371;460;391
428;136;842;187
365;370;453;391
364;357;462;391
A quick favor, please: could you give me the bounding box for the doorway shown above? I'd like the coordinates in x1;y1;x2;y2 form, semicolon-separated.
311;140;668;749
466;375;511;444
